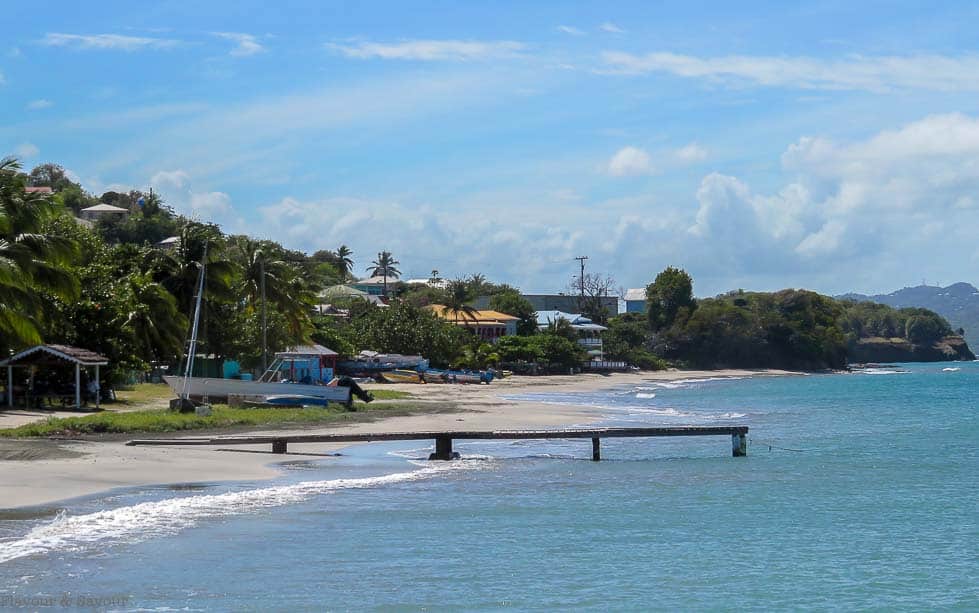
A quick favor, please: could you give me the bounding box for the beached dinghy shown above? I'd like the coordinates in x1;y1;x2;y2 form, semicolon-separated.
380;369;425;383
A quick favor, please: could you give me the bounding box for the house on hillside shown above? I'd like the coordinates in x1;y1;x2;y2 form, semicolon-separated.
25;186;54;195
474;293;620;317
624;288;647;313
316;285;388;314
427;305;519;343
536;310;608;360
80;203;129;222
350;276;394;296
156;236;180;250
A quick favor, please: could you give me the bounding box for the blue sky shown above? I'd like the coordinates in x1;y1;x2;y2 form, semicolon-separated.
5;1;979;296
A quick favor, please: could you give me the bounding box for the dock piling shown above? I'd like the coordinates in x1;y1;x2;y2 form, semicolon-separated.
272;439;288;454
429;435;455;460
732;432;747;457
592;437;601;461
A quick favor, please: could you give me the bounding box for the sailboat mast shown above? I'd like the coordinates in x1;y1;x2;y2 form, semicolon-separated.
180;244;208;401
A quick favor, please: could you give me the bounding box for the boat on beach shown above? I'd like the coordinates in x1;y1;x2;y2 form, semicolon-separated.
379;370;425;384
163;375;352;405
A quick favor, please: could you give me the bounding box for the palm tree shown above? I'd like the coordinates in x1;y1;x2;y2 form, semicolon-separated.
117;271;188;363
231;236;315;342
368;250;401;297
443;279;478;328
334;245;354;281
0;157;79;350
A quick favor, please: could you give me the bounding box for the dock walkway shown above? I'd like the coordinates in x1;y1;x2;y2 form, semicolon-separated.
128;426;749;460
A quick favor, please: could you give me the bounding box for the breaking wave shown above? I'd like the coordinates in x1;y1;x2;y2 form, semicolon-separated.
0;463;470;565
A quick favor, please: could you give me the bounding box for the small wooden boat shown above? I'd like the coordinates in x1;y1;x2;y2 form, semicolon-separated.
380;370;424;384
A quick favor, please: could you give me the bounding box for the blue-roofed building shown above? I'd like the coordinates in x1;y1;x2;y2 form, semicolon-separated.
536;310;608;360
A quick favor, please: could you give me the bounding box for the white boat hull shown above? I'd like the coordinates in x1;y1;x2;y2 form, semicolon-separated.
164;376;351;403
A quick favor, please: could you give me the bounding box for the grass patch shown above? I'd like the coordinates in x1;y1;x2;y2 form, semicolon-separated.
364;389;411;401
0;401;424;438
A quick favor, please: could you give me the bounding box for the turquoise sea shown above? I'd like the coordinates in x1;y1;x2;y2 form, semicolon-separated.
1;362;977;611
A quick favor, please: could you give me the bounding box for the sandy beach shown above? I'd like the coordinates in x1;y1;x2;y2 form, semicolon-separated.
0;369;796;509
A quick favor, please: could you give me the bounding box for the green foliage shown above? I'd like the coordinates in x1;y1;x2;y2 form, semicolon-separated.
494;334;583;367
840;300;953;346
0;158;80;352
347;301;469;367
646;266;696;331
489;289;537;335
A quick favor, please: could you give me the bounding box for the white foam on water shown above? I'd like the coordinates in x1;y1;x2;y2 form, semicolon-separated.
856;368;909;375
942;367;961;372
0;462;471;565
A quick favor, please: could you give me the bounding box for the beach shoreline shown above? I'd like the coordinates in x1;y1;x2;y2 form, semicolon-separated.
0;369;799;510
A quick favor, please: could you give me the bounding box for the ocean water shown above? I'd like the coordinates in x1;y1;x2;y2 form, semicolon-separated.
1;363;977;610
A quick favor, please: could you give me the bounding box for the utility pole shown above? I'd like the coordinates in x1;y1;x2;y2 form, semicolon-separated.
260;258;268;374
575;256;589;298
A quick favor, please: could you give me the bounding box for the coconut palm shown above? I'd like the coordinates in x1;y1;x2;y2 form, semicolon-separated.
443;279;478;328
117;271;188;362
334;245;354;280
0;157;79;349
231;236;315;341
368;250;401;297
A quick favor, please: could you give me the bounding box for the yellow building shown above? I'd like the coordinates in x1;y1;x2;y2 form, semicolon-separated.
426;305;519;343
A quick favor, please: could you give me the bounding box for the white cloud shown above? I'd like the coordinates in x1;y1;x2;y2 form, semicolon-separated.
607;146;653;176
599;22;624;33
14;142;39;158
674;142;708;163
556;25;585;36
26;99;53;110
150;170;233;220
213;32;265;57
327;39;525;61
685;113;979;290
0;70;5;85
40;33;180;51
601;51;979;92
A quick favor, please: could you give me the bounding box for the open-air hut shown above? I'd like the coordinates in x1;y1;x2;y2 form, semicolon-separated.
1;345;109;409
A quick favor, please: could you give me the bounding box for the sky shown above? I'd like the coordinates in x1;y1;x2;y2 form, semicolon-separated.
4;1;979;296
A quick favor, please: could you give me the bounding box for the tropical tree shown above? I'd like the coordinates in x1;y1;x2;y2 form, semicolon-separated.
117;271;188;363
231;236;315;340
334;244;354;280
443;279;478;327
0;158;79;350
368;250;401;297
489;289;537;335
646;266;696;331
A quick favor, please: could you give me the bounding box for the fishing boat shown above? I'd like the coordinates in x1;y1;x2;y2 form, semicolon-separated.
420;369;494;384
337;351;429;377
167;249;354;407
379;369;425;384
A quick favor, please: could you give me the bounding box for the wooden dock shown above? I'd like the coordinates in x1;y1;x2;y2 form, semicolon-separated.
127;426;749;460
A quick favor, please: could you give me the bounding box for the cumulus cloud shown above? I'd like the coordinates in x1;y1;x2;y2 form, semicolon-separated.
599;22;624;33
607;146;653;176
41;33;181;51
327;39;525;61
686;112;979;289
213;32;265;57
15;142;39;158
150;170;234;220
601;51;979;92
26;99;53;110
675;142;708;163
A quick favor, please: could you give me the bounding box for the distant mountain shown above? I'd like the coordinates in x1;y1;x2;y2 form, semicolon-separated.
840;282;979;350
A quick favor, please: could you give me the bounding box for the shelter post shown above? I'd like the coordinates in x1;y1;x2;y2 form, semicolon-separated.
75;363;81;409
6;366;11;408
95;364;100;409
